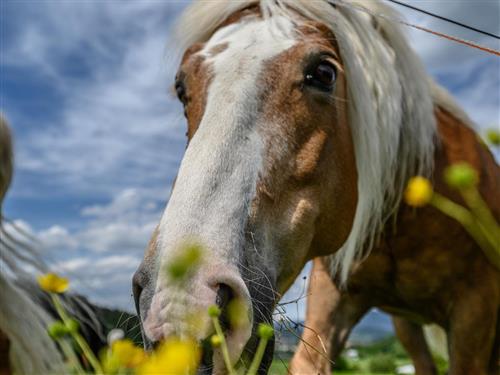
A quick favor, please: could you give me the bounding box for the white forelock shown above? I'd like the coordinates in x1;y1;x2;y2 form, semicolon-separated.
174;0;468;282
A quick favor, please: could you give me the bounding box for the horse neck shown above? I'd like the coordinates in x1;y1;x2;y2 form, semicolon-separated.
432;105;500;219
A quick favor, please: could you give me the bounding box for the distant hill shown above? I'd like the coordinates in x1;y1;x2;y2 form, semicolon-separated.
349;309;393;345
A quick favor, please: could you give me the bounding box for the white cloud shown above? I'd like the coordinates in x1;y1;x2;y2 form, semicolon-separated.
38;225;79;251
11;188;161;310
54;258;90;272
3;1;188;198
3;0;498;317
94;255;141;270
399;1;499;128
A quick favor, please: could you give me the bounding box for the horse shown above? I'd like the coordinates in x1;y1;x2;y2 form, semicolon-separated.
132;1;500;374
0;116;109;374
290;257;447;375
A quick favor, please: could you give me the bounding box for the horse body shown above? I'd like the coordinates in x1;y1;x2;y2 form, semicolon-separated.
291;104;500;375
134;1;499;374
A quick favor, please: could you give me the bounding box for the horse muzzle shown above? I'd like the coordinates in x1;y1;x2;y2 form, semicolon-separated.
133;263;254;373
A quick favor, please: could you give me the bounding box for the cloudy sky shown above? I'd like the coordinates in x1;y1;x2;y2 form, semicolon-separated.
1;0;499;319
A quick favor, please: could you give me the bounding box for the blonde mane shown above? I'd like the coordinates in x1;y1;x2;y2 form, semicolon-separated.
174;0;465;282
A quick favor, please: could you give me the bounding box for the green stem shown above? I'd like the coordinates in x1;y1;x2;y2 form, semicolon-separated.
431;193;500;270
59;338;86;374
246;337;268;375
211;317;236;375
460;187;500;252
52;294;104;374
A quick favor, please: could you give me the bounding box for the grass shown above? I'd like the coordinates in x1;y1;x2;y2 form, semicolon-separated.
268;359;395;375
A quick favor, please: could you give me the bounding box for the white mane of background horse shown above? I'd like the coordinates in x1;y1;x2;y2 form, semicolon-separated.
1;116;106;374
0;115;66;373
174;0;472;281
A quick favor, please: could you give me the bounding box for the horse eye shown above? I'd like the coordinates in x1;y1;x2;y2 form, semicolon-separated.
175;80;187;104
305;61;337;91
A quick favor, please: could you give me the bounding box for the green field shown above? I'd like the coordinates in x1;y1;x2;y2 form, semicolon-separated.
268;335;448;375
269;359;395;375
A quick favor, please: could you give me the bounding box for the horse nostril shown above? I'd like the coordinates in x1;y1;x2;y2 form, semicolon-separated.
216;283;233;309
199;337;214;370
216;283;234;331
132;272;144;317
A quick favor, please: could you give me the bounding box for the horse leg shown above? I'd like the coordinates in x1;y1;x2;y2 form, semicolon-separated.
392;317;437;375
289;258;369;375
447;287;498;375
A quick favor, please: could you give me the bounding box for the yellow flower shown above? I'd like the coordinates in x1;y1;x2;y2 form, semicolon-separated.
37;273;69;293
138;338;200;375
102;339;147;372
404;176;433;207
112;339;146;368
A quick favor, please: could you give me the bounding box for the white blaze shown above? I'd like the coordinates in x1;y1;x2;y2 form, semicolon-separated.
145;16;297;344
158;16;296;262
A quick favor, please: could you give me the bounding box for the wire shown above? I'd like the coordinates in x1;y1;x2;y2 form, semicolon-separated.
334;0;500;56
386;0;500;40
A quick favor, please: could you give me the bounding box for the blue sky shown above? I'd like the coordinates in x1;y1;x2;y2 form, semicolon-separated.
1;1;499;318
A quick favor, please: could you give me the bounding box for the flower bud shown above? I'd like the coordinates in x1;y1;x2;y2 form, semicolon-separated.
207;305;221;318
485;128;500;146
210;334;222;347
404;176;433;207
444;162;478;189
66;319;80;334
257;323;274;339
48;321;69;340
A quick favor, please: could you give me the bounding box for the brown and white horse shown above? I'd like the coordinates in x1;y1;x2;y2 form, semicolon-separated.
133;1;499;374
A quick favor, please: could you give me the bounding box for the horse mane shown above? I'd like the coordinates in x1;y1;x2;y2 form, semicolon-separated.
174;0;469;282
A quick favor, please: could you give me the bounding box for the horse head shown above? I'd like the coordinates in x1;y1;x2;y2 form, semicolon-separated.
133;1;436;372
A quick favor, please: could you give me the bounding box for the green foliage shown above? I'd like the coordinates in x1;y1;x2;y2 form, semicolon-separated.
356;335;406;359
433;354;449;375
332;355;351;371
367;353;396;373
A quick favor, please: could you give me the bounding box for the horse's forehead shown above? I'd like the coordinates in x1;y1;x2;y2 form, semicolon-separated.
199;15;297;74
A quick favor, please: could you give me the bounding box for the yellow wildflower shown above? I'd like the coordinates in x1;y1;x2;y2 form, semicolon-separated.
112;339;146;368
102;339;147;373
404;177;433;207
138;338;200;375
37;273;69;293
